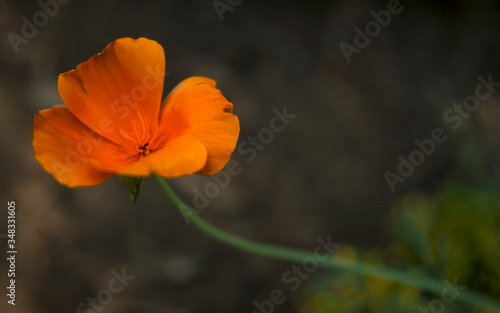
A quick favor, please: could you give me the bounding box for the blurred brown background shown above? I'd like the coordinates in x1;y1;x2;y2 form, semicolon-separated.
1;0;500;312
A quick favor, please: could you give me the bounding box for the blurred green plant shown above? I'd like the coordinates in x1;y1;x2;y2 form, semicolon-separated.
300;182;500;313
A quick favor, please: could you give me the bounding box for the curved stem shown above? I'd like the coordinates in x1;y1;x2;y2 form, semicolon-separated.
154;176;500;311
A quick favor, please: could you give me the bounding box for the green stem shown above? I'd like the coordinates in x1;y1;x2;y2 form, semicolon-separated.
154;175;500;311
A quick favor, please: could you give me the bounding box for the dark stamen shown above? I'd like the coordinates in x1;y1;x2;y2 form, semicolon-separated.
138;143;151;155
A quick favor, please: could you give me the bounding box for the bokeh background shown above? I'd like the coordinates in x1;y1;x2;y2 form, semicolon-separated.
1;0;500;312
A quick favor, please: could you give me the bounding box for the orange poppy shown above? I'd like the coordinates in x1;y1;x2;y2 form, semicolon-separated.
33;37;239;187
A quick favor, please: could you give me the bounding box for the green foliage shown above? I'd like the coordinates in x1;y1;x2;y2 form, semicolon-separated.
119;175;144;203
300;182;500;313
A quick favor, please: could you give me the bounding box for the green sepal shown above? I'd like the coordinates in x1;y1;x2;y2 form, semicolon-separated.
119;176;144;203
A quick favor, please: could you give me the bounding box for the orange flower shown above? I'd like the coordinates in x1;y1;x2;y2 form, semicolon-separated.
33;37;239;187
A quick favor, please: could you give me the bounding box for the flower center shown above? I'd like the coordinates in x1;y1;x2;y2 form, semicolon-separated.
138;143;151;156
119;111;162;158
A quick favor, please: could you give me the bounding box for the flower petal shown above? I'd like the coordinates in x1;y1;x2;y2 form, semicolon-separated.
58;37;166;147
159;77;240;175
33;106;131;187
117;136;207;177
